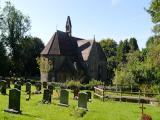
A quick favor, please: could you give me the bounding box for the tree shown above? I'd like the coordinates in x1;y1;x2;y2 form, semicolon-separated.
99;38;117;84
99;38;117;57
117;40;126;63
147;0;160;35
0;1;31;75
0;41;9;76
129;38;139;52
20;36;44;76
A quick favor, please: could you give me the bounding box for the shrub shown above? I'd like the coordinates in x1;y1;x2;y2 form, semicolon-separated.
66;80;82;89
155;95;160;102
86;79;104;90
140;114;152;120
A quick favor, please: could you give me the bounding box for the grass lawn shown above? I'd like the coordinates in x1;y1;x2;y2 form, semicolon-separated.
0;85;159;120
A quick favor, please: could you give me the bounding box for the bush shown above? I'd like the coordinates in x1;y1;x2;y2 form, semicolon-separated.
140;114;152;120
155;95;160;102
66;80;82;89
86;79;104;90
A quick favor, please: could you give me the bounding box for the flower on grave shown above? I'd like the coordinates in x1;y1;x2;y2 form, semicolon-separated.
141;114;152;120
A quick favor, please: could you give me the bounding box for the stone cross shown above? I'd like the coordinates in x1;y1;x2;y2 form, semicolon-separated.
0;80;7;95
42;89;51;104
58;89;69;107
4;88;21;114
78;92;88;110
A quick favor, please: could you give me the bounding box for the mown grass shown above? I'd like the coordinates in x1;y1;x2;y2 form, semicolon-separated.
0;85;159;120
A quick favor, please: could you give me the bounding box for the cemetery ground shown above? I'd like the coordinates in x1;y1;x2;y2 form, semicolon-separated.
0;86;159;120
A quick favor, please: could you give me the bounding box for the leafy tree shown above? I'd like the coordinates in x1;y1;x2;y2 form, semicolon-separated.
117;40;126;63
99;38;117;84
0;1;31;75
20;37;44;76
99;38;117;57
129;38;139;52
0;41;9;76
147;0;160;35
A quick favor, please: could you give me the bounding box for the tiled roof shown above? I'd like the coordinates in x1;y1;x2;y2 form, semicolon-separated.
41;30;95;61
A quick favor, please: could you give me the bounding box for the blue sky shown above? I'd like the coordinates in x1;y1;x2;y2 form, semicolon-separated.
2;0;153;49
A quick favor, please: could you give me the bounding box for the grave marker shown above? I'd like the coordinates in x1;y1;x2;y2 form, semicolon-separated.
48;84;54;94
43;82;47;88
78;92;88;110
26;82;31;94
58;89;69;107
42;89;51;104
14;83;21;90
4;88;21;114
0;80;6;95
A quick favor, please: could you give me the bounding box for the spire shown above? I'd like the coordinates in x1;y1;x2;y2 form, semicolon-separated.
93;35;96;42
66;16;72;36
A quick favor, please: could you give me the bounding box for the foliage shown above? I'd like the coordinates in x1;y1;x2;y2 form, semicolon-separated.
19;36;44;76
99;38;117;57
140;114;152;120
129;37;139;52
155;95;160;102
86;79;103;89
99;38;117;83
147;0;160;35
0;41;9;76
66;80;82;89
0;1;31;76
36;56;53;73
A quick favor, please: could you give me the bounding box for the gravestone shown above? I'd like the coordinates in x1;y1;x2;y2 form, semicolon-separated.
6;78;11;88
14;83;21;90
4;88;21;114
26;82;31;94
35;82;41;91
86;91;92;101
43;82;47;89
48;84;54;94
73;88;79;99
42;89;51;104
0;80;7;95
58;89;69;107
78;92;88;110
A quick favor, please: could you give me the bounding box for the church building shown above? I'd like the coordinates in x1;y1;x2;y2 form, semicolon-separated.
40;16;107;83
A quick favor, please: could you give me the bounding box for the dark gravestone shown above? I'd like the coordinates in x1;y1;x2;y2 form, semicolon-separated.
42;89;51;104
73;88;79;99
35;82;41;91
4;88;21;114
48;84;54;94
86;91;92;101
0;80;7;95
6;79;11;88
43;82;47;89
78;92;88;110
14;83;21;90
26;82;31;94
58;89;69;107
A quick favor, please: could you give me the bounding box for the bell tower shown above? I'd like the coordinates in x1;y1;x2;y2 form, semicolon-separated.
66;16;72;36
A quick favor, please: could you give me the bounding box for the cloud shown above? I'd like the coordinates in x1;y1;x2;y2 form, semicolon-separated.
111;0;121;6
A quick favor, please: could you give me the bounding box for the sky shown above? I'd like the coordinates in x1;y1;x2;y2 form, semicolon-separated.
2;0;153;49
